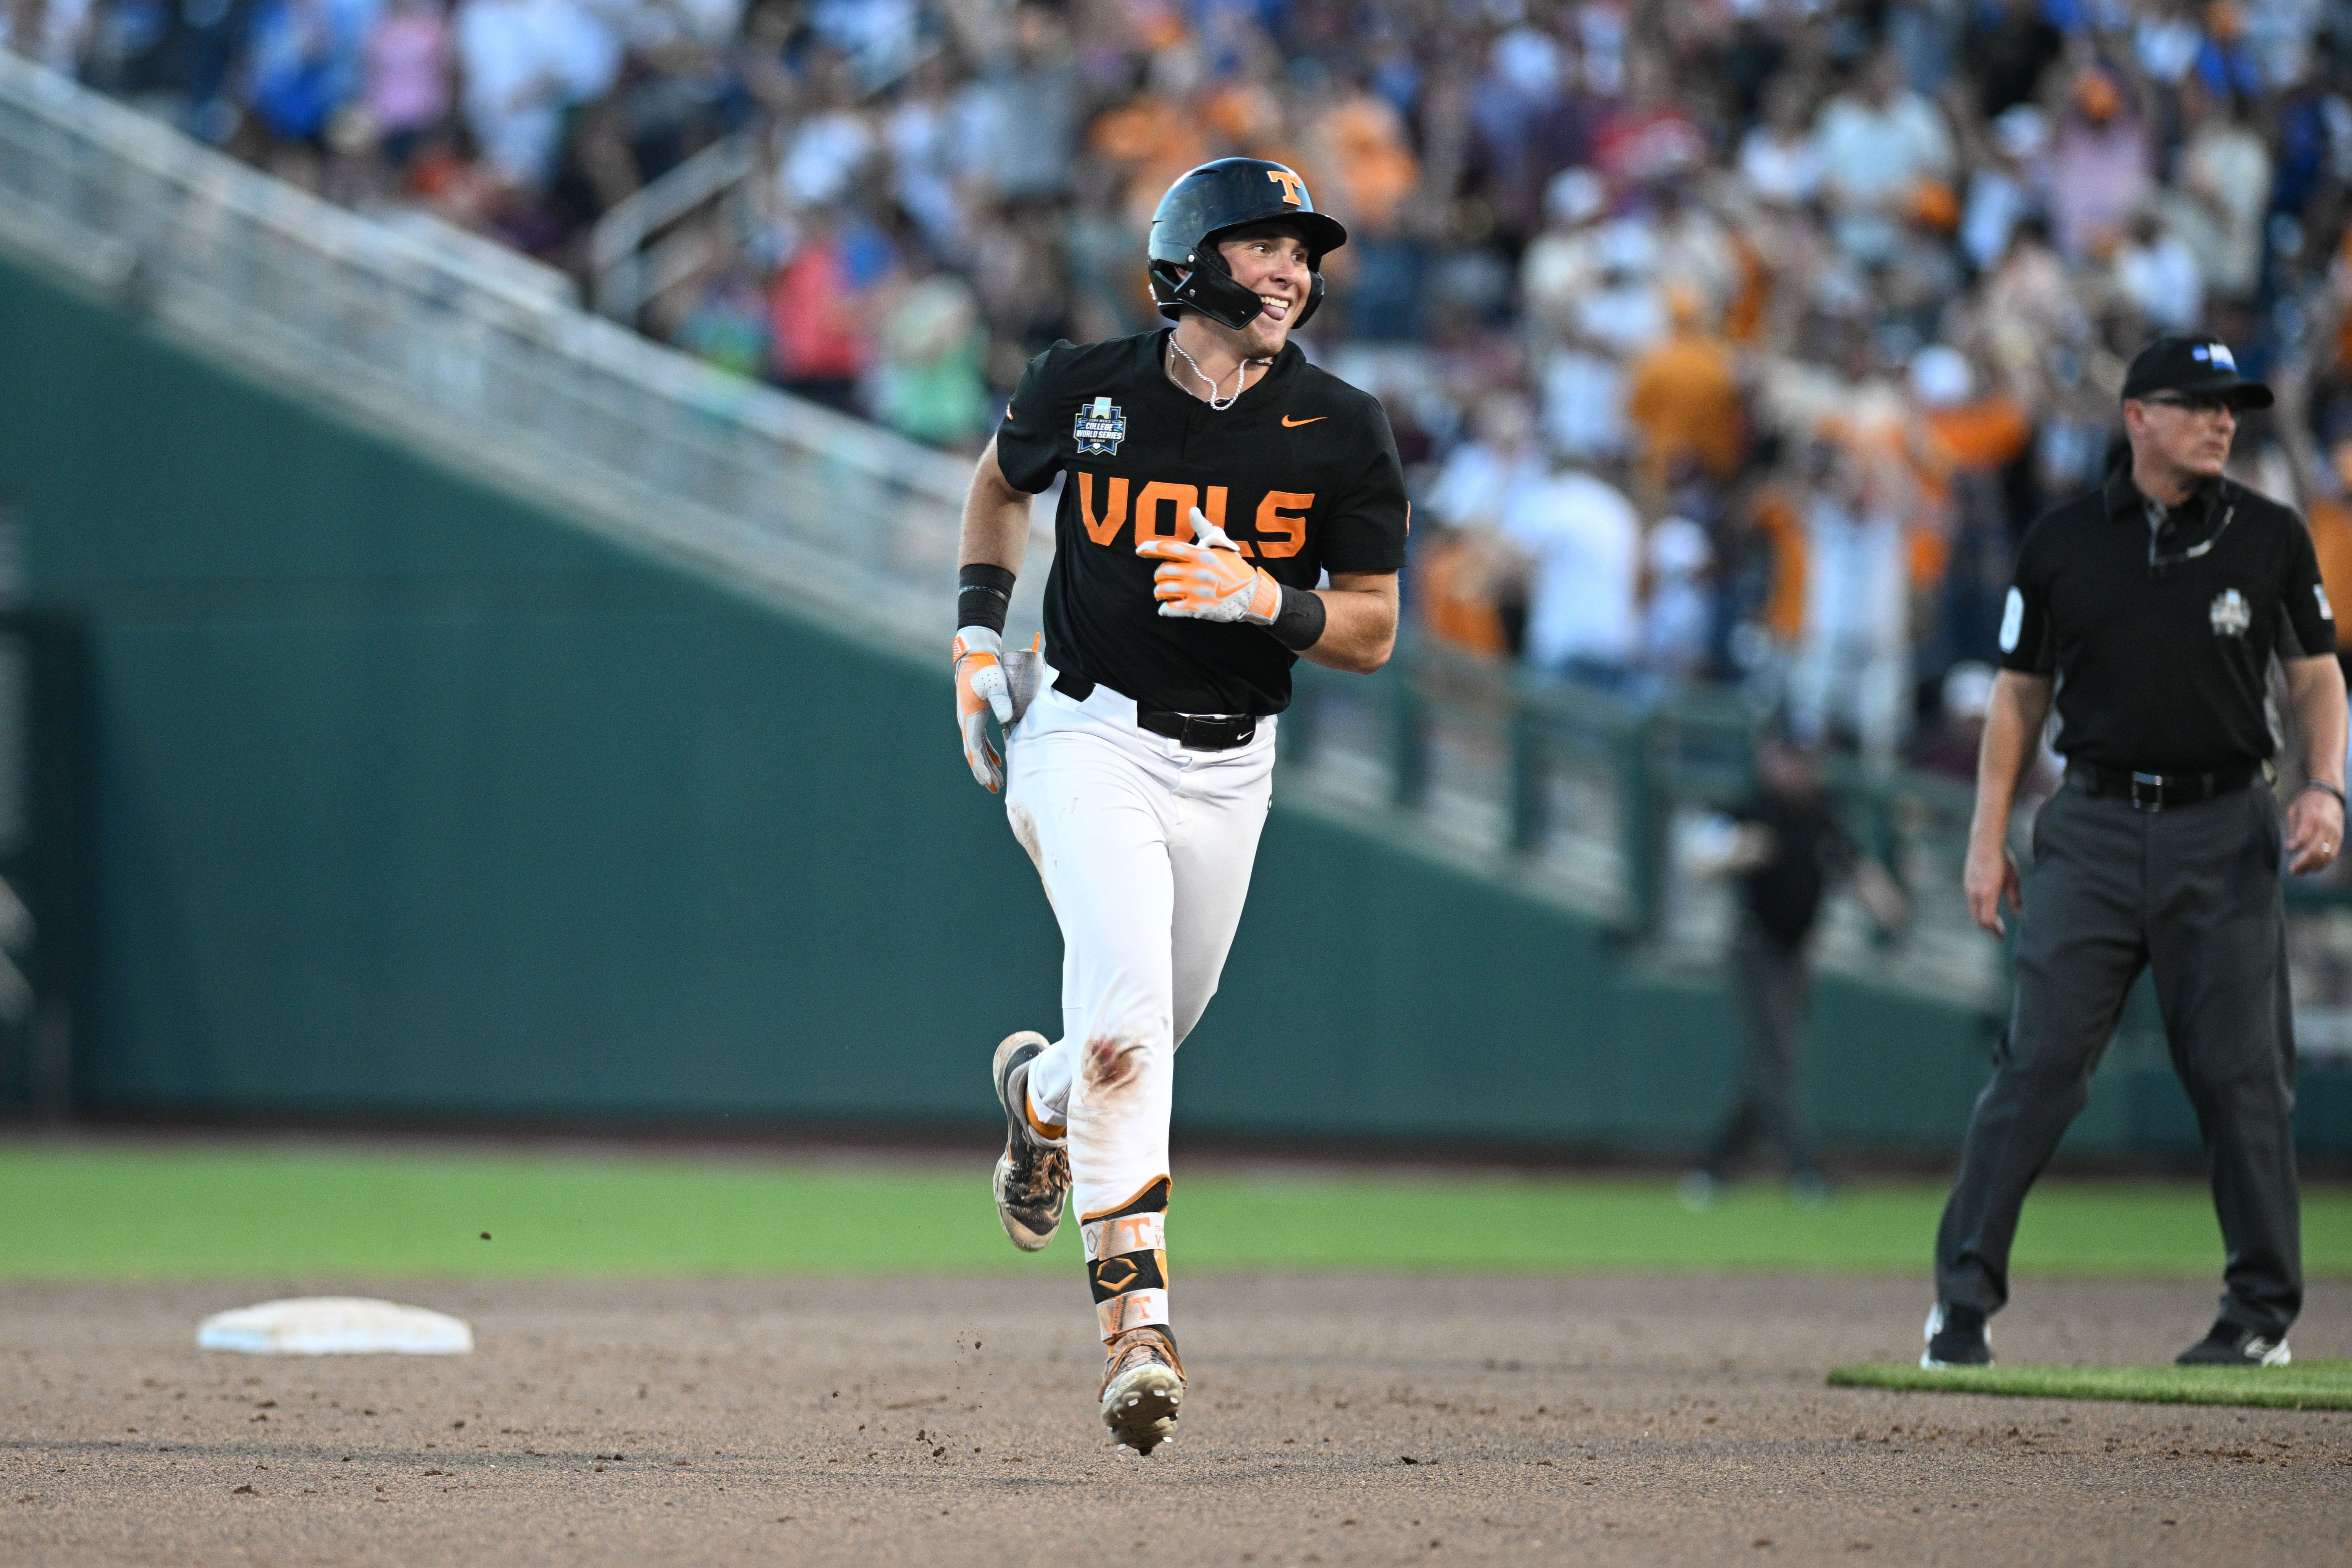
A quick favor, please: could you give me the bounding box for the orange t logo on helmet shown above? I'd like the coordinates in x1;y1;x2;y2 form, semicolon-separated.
1266;168;1305;205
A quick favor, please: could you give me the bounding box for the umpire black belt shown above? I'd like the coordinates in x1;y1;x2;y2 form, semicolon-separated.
1054;671;1258;752
2067;762;2260;811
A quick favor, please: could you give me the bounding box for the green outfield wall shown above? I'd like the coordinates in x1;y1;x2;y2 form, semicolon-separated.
0;248;2342;1159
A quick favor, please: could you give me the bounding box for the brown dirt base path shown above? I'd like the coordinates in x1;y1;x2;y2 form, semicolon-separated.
3;1275;2348;1567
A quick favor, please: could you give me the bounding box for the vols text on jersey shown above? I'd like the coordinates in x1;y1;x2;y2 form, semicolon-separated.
1072;473;1314;556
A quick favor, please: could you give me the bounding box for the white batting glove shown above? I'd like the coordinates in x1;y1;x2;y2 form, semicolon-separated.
953;626;1014;792
1137;508;1281;625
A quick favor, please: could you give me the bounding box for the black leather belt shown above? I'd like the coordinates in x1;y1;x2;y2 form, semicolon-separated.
2068;762;2259;811
1053;671;1259;752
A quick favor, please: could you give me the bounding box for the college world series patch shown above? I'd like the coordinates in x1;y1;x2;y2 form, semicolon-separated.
1075;396;1127;456
2210;588;2251;636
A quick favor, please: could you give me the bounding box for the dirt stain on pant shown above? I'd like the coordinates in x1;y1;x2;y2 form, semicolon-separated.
1082;1037;1146;1100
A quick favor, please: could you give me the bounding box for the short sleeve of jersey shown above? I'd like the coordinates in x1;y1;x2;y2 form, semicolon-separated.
1317;399;1412;575
2279;513;2335;658
1997;528;2055;675
993;344;1072;495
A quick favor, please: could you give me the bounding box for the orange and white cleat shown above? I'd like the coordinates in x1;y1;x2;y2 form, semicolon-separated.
1099;1326;1184;1454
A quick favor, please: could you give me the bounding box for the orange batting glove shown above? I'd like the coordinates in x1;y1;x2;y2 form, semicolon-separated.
1137;508;1280;625
954;626;1014;792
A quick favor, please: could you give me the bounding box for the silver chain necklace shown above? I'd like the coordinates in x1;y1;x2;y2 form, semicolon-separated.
1167;335;1266;412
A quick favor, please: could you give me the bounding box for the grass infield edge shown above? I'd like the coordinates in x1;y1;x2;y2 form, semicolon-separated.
1826;1360;2352;1410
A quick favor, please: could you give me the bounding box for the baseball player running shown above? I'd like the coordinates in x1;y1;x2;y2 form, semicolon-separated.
951;158;1409;1453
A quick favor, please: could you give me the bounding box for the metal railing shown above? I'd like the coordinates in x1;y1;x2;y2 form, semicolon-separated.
0;53;1049;652
589;132;757;325
1284;641;2007;1012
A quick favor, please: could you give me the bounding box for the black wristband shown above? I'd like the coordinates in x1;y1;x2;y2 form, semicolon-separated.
956;563;1016;634
1265;583;1327;653
2299;779;2346;808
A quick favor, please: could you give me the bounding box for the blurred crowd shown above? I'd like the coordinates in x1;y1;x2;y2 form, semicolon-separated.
19;0;2352;760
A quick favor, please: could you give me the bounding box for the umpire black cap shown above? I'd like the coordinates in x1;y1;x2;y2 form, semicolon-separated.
2122;334;2275;409
1147;157;1348;332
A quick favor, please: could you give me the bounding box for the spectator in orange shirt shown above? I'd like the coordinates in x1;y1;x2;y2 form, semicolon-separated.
1316;86;1418;234
2307;438;2352;659
1088;71;1212;229
1625;285;1746;491
1748;479;1810;650
1912;343;2030;682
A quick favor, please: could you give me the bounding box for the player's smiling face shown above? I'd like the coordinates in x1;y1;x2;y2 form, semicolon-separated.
1212;226;1313;355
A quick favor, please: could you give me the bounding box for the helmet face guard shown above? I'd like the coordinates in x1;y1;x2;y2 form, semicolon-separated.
1146;158;1348;332
1147;251;1329;331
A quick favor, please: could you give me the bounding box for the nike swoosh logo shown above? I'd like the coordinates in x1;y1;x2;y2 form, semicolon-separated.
1281;415;1325;427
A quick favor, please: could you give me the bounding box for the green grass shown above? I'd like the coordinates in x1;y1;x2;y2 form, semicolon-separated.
0;1143;2347;1280
1827;1360;2352;1410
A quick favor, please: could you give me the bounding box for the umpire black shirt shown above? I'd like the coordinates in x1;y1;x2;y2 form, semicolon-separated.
2004;472;2333;780
994;328;1410;716
1735;789;1856;950
1999;470;2333;773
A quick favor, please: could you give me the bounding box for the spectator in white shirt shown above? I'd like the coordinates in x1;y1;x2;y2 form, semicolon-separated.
1642;514;1714;681
1426;394;1542;533
2114;208;2205;332
1959;103;2046;273
456;0;617;187
2157;77;2272;302
778;49;878;210
1738;76;1822;209
1789;441;1911;763
1814;47;1956;265
1502;462;1642;686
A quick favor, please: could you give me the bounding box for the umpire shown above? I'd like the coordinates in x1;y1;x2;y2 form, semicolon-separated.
1925;335;2348;1370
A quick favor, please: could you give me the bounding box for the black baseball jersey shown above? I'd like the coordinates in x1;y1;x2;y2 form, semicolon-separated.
2000;471;2334;773
993;328;1410;716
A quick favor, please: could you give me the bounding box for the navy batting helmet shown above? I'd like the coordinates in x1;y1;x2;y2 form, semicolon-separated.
1146;158;1348;332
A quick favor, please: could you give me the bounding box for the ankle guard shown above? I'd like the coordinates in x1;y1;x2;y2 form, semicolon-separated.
1084;1175;1170;1341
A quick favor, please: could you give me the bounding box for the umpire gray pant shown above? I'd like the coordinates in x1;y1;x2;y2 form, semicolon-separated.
1933;780;2302;1339
1702;915;1818;1179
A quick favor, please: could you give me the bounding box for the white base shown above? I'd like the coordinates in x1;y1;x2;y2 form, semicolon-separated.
196;1297;473;1356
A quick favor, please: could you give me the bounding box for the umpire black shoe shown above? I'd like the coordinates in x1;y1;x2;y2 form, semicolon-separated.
1921;1302;1993;1368
991;1031;1069;1252
2175;1319;2291;1367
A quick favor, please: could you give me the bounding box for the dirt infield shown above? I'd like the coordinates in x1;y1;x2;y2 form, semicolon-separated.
4;1273;2347;1567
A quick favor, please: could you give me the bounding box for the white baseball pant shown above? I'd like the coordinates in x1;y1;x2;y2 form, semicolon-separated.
1003;673;1275;1338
